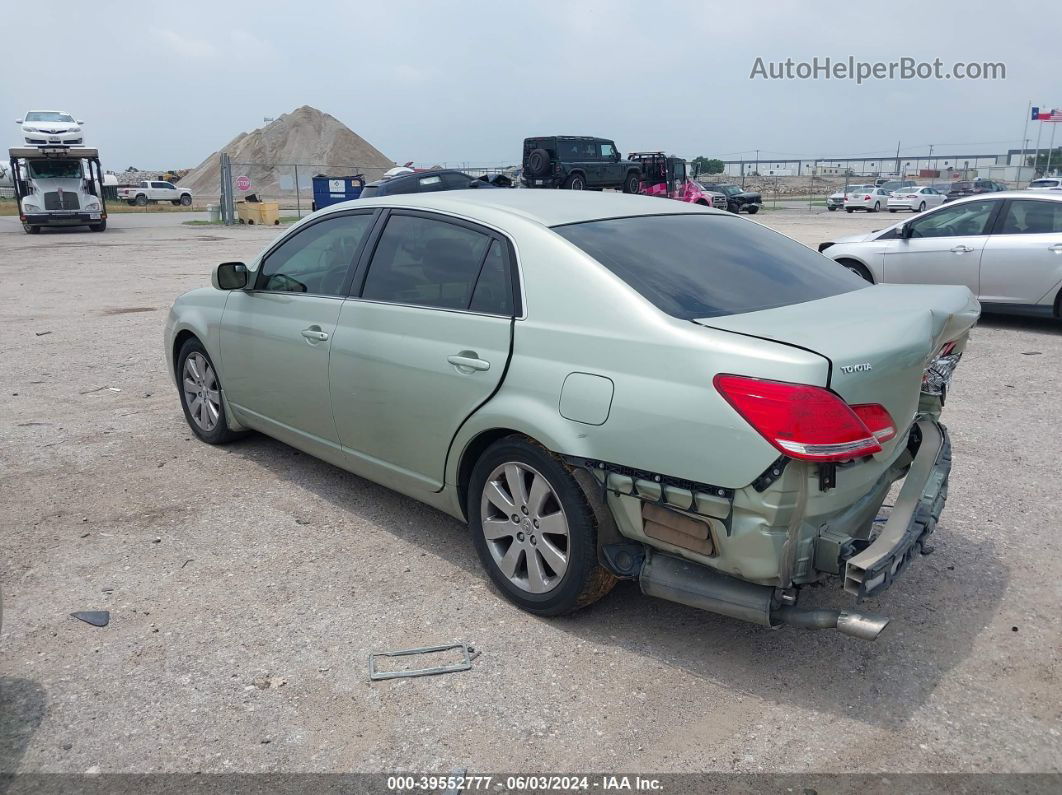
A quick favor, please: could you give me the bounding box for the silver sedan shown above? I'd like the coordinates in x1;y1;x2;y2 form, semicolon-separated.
819;191;1062;317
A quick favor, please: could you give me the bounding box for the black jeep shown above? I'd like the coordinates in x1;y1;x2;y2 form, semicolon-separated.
522;136;642;192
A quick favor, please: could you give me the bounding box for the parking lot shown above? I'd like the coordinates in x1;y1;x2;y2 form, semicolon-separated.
1;207;1059;776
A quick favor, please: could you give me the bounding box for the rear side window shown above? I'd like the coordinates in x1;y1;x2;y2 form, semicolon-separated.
999;200;1062;234
554;214;865;320
361;214;499;311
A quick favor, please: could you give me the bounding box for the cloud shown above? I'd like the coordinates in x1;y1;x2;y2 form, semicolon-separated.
155;29;217;59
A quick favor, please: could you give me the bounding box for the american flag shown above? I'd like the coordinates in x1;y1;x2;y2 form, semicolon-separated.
1032;106;1062;122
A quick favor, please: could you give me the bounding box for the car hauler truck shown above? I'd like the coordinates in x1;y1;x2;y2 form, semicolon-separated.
9;146;108;234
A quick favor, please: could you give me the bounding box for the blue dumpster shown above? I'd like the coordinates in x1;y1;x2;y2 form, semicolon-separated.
311;175;364;211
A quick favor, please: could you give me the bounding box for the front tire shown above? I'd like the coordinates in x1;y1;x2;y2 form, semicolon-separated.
838;259;874;283
746;205;759;214
180;194;192;206
828;205;837;211
563;173;586;190
176;338;242;445
89;220;106;232
468;436;616;616
622;172;640;194
23;223;40;234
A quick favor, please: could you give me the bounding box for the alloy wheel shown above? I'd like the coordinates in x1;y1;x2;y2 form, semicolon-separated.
480;462;570;594
182;352;221;432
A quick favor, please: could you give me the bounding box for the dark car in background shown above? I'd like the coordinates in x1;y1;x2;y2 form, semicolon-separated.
521;136;642;192
946;178;1007;202
698;182;762;214
360;169;507;199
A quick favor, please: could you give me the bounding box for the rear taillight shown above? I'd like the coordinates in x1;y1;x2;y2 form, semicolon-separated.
864;194;872;200
714;375;894;462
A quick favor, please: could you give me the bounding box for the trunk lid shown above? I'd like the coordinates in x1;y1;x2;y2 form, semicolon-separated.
695;284;980;441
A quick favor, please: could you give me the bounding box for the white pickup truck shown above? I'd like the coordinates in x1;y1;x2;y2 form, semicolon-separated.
117;180;192;206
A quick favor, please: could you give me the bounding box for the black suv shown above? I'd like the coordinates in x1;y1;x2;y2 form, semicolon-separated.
522;136;641;192
945;178;1006;202
698;183;762;214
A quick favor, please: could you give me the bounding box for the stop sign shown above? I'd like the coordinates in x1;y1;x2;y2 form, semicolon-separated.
235;175;251;191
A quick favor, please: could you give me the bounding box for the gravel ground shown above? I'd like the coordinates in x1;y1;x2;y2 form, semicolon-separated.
1;209;1059;778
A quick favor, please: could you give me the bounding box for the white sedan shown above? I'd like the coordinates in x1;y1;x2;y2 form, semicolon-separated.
818;191;1062;318
887;186;947;213
16;110;84;146
844;186;892;213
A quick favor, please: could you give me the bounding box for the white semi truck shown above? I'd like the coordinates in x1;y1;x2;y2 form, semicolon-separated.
9;146;108;234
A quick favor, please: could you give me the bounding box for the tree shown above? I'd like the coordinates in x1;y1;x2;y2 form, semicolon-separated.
1026;147;1062;174
691;157;725;175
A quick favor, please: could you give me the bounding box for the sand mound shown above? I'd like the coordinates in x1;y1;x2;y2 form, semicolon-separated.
181;106;393;200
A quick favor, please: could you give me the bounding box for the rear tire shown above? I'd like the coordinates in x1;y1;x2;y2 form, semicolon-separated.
127;200;136;206
622;172;640;194
176;338;242;445
135;194;148;206
563;173;586;190
889;208;897;213
171;200;181;206
846;208;854;213
828;205;837;211
467;436;616;616
872;202;881;212
918;201;926;212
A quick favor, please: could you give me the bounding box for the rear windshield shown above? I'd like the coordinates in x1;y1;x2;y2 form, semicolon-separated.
554;214;866;320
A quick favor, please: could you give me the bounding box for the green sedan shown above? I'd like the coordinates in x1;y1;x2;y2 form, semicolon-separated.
165;191;979;640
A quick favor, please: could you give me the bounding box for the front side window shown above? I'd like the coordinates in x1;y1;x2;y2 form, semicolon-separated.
361;214;497;311
257;213;374;295
554;214;864;320
908;200;997;238
599;143;616;159
998;200;1062;235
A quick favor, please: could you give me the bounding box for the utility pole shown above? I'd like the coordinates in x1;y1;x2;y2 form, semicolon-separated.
895;140;902;177
1019;101;1031;187
1045;122;1058;177
754;149;759;179
928;144;934;176
1032;113;1044;177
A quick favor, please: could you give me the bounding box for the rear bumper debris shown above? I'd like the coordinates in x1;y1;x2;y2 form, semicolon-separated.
843;420;950;598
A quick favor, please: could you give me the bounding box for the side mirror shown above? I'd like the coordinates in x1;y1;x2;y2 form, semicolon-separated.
213;262;248;290
15;118;22;124
899;223;913;239
77;120;85;125
612;152;620;161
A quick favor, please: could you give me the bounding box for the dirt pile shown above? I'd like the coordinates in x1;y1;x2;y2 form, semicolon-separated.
180;106;394;200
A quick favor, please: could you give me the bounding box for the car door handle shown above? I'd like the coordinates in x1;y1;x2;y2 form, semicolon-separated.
447;353;490;372
949;244;974;254
301;326;329;342
1049;243;1062;253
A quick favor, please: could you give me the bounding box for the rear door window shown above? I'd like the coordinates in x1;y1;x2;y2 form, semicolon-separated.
998;200;1062;235
554;214;865;320
360;213;497;311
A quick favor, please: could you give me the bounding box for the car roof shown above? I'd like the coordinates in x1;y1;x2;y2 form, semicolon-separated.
322;189;721;227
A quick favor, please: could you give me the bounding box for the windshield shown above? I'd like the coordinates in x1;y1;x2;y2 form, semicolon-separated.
721;186;742;196
1030;179;1059;187
554;214;865;320
844;185;873;192
26;112;75;123
359;185;380;198
28;160;83;179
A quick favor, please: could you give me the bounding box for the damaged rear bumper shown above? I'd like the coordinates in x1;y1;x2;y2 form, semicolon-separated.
843;420;950;598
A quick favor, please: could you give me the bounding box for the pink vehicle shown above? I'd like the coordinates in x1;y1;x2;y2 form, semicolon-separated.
628;152;720;207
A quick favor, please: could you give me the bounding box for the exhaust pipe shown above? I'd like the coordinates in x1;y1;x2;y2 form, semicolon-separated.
774;606;890;640
638;553;890;640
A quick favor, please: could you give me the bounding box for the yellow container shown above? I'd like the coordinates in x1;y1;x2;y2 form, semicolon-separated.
236;201;280;226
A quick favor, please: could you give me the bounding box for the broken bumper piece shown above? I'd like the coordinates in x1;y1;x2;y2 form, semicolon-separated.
844;420;950;598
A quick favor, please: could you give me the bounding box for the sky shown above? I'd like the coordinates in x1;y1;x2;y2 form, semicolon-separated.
4;0;1060;170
